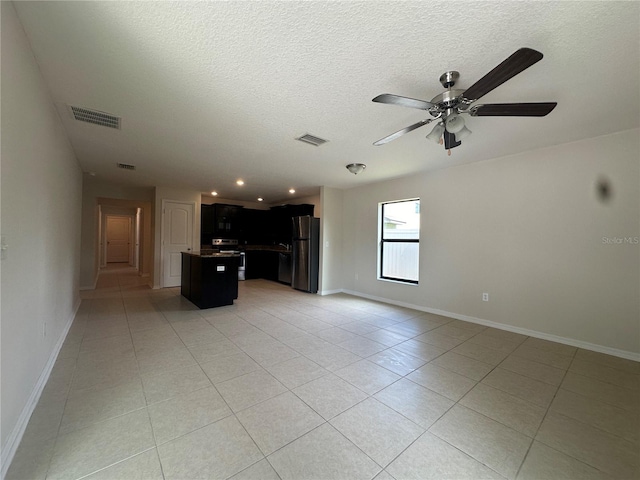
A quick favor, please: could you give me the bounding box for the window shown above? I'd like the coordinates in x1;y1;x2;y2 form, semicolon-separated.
379;199;420;283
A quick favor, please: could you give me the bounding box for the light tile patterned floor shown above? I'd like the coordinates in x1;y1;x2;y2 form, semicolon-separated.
6;266;640;479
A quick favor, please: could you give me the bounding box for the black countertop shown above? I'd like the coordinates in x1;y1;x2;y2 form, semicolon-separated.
185;251;241;258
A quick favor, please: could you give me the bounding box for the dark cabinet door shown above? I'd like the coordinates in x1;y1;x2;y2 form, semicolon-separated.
201;205;214;246
264;251;279;281
269;204;315;244
240;208;272;244
213;204;243;238
245;250;264;279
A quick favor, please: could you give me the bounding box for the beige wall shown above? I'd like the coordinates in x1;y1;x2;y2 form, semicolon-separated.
79;177;153;288
0;2;83;470
319;187;343;294
286;193;322;219
342;129;640;356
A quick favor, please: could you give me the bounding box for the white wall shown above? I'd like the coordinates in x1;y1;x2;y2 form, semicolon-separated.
79;177;153;288
154;186;201;287
319;187;343;294
0;1;83;471
342;129;640;356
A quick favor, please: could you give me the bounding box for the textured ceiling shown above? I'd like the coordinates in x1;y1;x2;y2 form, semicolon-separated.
13;1;640;203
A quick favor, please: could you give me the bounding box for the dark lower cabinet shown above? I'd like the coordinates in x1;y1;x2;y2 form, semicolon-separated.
181;253;239;309
245;250;283;281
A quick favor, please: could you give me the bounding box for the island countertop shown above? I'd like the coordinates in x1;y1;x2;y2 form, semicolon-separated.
184;251;241;258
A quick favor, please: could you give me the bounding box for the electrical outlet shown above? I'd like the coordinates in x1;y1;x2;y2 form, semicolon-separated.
42;322;47;337
355;273;359;280
482;293;489;302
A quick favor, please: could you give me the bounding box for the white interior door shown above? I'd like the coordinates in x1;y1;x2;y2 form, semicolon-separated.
106;216;131;263
162;201;194;287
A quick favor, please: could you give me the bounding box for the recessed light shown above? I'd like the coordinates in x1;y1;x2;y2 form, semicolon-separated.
257;197;263;202
289;188;296;194
211;191;218;196
236;180;245;186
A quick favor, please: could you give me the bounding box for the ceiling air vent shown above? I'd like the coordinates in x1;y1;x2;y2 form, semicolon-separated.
296;133;328;147
117;163;136;171
69;105;121;129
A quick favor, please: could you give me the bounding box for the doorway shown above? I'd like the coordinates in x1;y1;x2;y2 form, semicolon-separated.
105;215;133;264
161;200;194;287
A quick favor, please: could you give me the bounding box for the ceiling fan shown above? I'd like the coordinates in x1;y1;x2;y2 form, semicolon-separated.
372;48;557;153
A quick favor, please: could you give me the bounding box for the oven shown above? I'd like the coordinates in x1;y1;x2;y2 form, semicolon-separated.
211;238;245;281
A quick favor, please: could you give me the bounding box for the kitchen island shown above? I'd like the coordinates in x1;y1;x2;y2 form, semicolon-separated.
181;252;240;309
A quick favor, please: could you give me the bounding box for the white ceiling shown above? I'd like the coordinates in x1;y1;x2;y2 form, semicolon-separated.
13;1;639;203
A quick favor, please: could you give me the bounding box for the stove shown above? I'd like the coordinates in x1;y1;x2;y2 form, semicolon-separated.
211;239;245;280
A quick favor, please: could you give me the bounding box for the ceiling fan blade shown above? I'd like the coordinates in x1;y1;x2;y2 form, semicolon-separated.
373;119;431;145
372;94;434;111
470;102;557;117
443;130;461;149
462;48;544;102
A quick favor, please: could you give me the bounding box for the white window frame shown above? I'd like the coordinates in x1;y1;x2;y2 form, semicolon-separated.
378;198;420;284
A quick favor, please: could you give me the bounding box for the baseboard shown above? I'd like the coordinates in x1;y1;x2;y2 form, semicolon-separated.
0;298;81;480
79;272;99;291
341;289;640;362
319;289;343;296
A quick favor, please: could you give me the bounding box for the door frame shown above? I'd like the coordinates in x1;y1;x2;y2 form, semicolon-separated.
102;213;137;266
103;213;137;267
160;199;196;288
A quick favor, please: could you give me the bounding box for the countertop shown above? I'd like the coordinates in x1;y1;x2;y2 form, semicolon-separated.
244;246;292;253
184;251;241;258
199;245;293;254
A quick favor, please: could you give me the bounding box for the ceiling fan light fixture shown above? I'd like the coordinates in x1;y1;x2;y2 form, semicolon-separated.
346;163;366;175
445;113;465;133
455;125;472;140
426;123;445;143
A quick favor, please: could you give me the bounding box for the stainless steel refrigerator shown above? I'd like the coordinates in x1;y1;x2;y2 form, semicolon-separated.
292;216;319;293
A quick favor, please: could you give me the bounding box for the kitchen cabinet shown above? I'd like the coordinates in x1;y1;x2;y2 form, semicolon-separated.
200;204;214;245
213;204;243;238
245;250;264;279
201;203;244;243
181;252;239;309
245;249;281;281
240;208;270;244
269;204;314;244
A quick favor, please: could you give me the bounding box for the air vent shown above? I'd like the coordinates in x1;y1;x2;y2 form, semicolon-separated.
69;105;121;129
296;133;328;147
117;163;136;170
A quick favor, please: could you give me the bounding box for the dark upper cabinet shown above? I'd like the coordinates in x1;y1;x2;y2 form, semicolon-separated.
239;208;270;244
214;204;240;237
270;204;314;243
205;203;314;246
201;204;244;243
201;204;214;246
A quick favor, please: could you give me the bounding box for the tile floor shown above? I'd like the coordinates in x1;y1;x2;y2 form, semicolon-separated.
6;266;640;480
